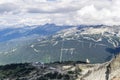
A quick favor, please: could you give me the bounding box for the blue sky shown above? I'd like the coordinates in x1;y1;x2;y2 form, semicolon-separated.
0;0;119;28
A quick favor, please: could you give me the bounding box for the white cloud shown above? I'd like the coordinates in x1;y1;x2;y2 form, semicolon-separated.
0;0;120;27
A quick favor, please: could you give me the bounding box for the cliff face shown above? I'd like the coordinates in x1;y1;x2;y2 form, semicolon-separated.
109;54;120;80
81;54;120;80
0;54;120;80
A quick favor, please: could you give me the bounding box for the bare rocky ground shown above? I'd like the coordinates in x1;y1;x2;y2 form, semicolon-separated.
0;54;120;80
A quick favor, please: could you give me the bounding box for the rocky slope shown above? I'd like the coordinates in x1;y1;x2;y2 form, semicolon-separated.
0;53;120;80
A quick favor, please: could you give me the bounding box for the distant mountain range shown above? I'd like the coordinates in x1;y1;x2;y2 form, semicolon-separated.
0;24;71;42
0;24;120;65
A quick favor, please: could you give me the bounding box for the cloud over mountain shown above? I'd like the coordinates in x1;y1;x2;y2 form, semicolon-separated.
0;0;120;27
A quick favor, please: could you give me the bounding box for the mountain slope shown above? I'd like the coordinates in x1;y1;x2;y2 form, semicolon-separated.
0;25;119;64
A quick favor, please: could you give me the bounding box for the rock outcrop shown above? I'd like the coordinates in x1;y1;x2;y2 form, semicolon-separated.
80;54;120;80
